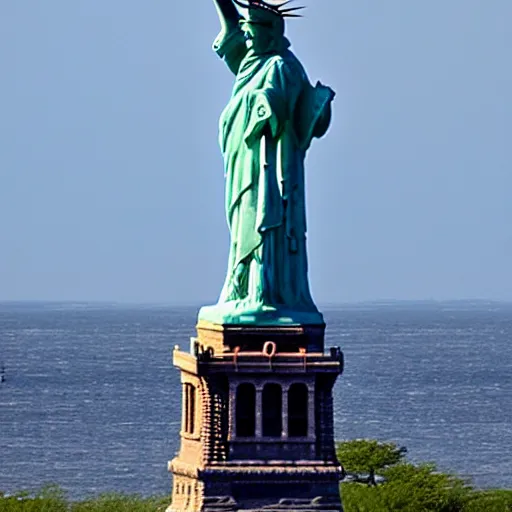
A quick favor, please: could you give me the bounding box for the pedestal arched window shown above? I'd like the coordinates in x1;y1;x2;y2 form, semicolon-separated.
288;383;308;437
236;383;256;437
184;383;196;434
262;383;282;437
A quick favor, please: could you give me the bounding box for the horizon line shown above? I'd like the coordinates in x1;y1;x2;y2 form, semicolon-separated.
1;298;512;308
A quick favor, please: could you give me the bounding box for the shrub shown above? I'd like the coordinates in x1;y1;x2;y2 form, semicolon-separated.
379;463;470;512
70;493;169;512
462;490;512;512
0;488;169;512
0;484;67;512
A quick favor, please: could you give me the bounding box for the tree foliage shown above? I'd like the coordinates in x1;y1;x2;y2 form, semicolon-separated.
336;438;407;473
337;439;512;512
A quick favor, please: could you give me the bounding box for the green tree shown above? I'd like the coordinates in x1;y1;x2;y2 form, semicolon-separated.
338;440;474;512
337;439;407;473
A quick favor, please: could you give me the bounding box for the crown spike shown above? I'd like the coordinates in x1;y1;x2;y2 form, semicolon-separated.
233;0;305;19
279;6;306;13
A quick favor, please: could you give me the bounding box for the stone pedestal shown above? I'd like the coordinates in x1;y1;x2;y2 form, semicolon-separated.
167;321;344;512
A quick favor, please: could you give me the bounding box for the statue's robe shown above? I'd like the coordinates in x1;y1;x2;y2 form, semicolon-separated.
212;27;335;318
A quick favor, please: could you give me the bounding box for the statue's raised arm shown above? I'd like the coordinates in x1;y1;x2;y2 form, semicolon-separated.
200;0;335;326
212;0;240;32
211;0;246;75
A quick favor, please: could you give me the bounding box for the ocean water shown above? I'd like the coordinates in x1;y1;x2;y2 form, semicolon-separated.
0;301;511;498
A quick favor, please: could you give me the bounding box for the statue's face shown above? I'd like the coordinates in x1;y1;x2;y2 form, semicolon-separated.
240;20;275;53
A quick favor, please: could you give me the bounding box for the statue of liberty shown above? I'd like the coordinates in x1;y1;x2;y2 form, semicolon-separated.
199;0;335;326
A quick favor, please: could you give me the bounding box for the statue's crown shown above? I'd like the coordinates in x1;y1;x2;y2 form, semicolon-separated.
233;0;304;19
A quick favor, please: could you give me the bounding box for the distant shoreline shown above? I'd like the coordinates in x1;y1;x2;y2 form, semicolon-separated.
1;298;512;310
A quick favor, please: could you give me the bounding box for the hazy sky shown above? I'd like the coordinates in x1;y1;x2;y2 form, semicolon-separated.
1;1;511;304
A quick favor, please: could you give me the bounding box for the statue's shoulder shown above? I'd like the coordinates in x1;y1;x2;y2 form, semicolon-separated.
268;50;307;83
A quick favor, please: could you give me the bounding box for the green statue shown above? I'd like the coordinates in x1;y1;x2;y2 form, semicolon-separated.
199;0;335;326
